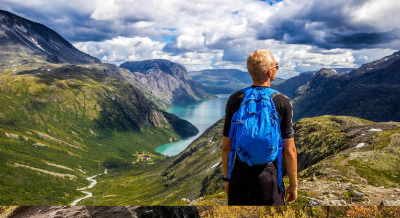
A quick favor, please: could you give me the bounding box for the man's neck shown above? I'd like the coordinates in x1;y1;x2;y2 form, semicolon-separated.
252;79;271;87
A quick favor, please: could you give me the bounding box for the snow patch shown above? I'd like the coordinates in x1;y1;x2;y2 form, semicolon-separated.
206;162;220;172
5;132;19;139
355;143;366;148
14;163;76;179
14;24;27;34
28;36;46;52
33;142;47;147
369;128;382;132
44;161;74;171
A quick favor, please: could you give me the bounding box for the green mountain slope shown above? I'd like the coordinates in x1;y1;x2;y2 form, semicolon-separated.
82;115;400;206
0;64;198;205
0;10;201;205
297;116;400;187
77;118;225;205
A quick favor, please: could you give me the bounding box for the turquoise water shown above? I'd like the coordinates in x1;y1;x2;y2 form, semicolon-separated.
156;94;231;156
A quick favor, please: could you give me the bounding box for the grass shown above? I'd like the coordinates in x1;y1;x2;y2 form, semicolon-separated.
78;115;400;206
77;119;227;205
294;116;365;172
347;150;400;187
297;115;400;188
2;63;399;206
346;127;400;188
0;66;183;205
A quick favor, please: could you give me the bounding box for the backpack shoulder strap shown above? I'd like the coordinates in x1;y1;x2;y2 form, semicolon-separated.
263;87;279;95
240;86;253;93
239;86;255;107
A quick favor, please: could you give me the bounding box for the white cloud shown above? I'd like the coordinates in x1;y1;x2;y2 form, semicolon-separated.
74;36;165;63
74;36;220;71
3;0;400;77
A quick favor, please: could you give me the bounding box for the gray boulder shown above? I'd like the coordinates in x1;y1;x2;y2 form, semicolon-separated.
353;190;365;200
328;200;346;206
380;200;400;206
305;197;322;206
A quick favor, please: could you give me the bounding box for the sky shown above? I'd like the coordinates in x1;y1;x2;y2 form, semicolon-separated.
1;0;400;78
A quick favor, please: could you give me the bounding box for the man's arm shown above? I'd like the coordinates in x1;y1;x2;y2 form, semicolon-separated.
283;137;297;204
222;136;232;195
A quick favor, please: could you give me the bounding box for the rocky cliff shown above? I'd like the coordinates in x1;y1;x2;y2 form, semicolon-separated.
293;51;400;122
0;9;100;68
271;72;314;98
120;60;214;106
0;206;201;218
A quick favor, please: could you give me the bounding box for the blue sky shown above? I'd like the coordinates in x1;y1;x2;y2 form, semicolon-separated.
1;0;399;78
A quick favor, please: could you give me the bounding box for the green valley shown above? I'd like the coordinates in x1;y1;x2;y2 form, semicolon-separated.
0;64;197;205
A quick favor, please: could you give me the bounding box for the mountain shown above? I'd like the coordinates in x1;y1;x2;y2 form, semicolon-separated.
0;10;198;205
330;68;355;74
189;69;253;89
76;118;226;205
80;115;400;206
0;64;199;205
0;10;100;67
293;51;400;122
300;68;354;75
189;69;285;94
120;60;214;106
271;68;355;99
271;72;314;98
190;67;352;96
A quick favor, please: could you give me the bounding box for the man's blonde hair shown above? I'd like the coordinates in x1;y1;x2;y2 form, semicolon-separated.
247;49;275;81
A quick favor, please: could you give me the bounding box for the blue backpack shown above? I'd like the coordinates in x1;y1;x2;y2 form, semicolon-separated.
228;86;284;191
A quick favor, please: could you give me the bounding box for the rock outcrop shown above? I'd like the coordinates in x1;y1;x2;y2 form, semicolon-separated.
120;59;214;106
0;9;100;66
292;51;400;122
2;206;201;218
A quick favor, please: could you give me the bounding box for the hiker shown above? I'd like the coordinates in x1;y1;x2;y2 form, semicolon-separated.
221;49;298;205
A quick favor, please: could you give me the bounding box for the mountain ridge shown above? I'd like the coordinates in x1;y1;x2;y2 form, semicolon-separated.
0;9;100;66
120;59;215;106
293;51;400;122
0;10;199;205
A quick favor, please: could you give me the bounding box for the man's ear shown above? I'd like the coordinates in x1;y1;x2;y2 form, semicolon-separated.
266;70;272;77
